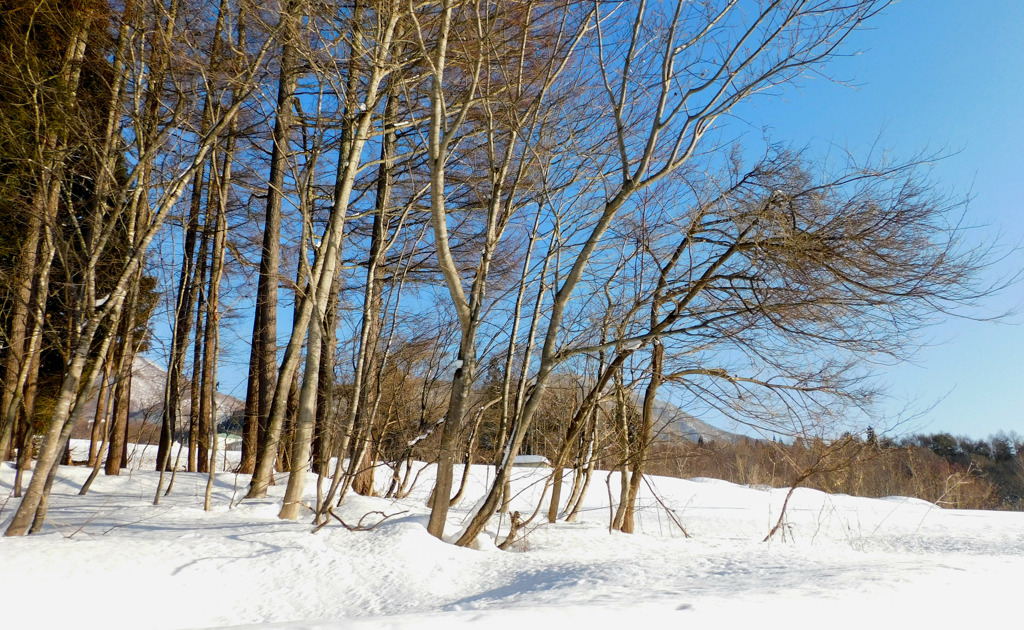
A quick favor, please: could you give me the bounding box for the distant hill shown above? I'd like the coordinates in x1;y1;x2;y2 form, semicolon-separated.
536;372;743;444
649;398;743;444
78;355;244;424
80;360;739;444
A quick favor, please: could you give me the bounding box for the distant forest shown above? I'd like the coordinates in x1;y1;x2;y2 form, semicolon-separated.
648;432;1024;511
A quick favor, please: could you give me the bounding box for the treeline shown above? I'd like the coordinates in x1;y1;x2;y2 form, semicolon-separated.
1;0;1000;542
647;432;1024;511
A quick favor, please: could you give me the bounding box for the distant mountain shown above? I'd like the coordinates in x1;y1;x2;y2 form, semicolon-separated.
534;372;743;444
648;398;743;444
92;360;738;443
80;355;244;423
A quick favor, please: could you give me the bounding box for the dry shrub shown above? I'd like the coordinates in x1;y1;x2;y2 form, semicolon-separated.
646;436;1007;510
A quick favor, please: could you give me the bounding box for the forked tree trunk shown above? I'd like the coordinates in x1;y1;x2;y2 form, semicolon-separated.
619;340;663;534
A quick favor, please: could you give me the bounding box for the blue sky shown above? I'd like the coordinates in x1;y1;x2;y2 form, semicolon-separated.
731;0;1024;439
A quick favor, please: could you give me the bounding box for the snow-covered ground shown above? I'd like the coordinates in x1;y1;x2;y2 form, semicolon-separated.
2;440;1022;629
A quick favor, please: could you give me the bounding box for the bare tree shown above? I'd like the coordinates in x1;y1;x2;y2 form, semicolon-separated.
454;0;895;547
417;0;594;540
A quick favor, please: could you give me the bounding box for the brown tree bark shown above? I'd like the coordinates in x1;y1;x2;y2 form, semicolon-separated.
191;230;211;474
0;212;43;461
312;278;340;477
245;0;300;483
87;345;117;467
104;283;140;476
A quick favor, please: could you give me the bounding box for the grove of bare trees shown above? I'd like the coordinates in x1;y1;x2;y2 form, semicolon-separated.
1;0;1003;542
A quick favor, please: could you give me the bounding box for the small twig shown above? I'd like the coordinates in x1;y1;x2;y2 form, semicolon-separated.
315;508;407;533
605;471;615;534
642;475;690;538
764;484;799;543
100;509;173;536
913;463;980;534
229;470;242;510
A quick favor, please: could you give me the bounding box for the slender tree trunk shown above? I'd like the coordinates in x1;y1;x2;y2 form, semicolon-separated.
312;278;340;477
160;134;207;474
245;0;300;484
105;281;140;475
493;209;546;510
350;278;384;497
317;174;388;508
278;302;322;519
197;250;216;473
565;409;598;522
548;341;625;521
0;212;44;461
202;137;230;506
240;319;261;473
451;398;499;506
620;340;662;533
349;109;394;495
12;344;42;497
12;279;50;498
87;345;117;467
192;229;211;474
79;353;117;495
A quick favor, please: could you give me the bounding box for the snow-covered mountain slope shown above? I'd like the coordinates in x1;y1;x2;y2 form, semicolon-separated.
649;398;743;443
80;355;243;422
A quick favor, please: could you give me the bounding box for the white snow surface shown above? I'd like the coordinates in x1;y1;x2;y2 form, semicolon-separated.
2;440;1023;629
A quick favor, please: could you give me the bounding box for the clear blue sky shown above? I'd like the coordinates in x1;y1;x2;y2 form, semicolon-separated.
733;0;1024;439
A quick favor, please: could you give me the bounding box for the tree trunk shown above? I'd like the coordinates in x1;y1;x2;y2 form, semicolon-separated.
202;135;230;481
239;318;262;474
187;227;211;472
0;210;44;461
11;344;43;497
565;410;598;522
160;129;206;475
312;278;340;477
619;340;663;534
87;345;116;467
105;285;139;476
245;0;300;484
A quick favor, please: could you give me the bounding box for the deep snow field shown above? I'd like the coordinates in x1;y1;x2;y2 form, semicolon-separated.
2;440;1023;629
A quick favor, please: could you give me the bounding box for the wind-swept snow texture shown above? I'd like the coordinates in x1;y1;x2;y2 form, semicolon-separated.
2;441;1022;629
